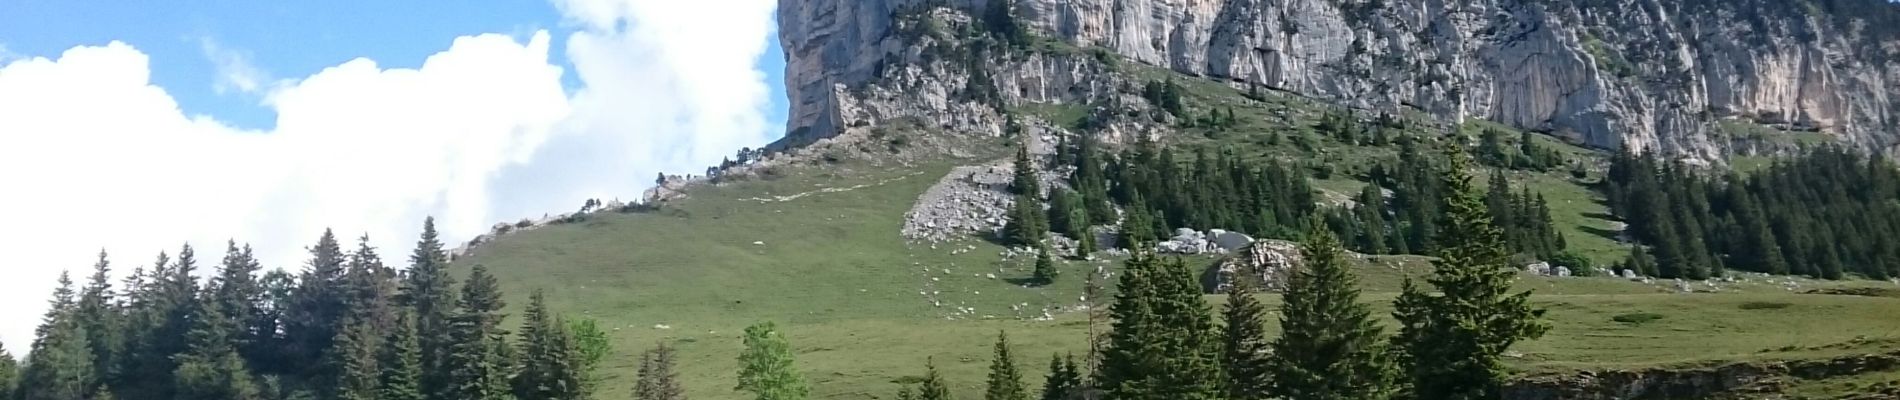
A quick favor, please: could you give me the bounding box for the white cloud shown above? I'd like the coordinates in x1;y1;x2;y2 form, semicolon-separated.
0;0;781;354
199;38;273;95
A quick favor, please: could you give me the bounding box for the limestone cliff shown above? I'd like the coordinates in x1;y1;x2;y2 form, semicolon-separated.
777;0;1900;160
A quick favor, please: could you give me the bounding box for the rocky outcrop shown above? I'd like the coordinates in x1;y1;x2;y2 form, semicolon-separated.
778;0;1900;160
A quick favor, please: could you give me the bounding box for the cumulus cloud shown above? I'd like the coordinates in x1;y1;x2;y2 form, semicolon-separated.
199;38;274;95
0;0;781;353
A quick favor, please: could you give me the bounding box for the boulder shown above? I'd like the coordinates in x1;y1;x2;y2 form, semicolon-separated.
1207;240;1303;293
1212;231;1254;252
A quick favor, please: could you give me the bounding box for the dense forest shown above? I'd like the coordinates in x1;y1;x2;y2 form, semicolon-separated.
2;220;619;400
1013;119;1578;273
1605;147;1900;280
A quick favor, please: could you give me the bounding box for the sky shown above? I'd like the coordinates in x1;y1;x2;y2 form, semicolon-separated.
0;0;788;354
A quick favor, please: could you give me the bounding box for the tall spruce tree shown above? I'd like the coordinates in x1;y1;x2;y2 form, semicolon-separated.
328;315;382;400
76;251;122;388
914;358;953;400
212;242;269;373
20;272;96;400
1039;354;1080;400
1220;276;1271;400
401;218;458;400
286;229;349;379
986;332;1029;400
379;314;425;400
1392;147;1550;400
1097;254;1222;400
171;294;260;400
445;266;511;400
736;322;808;400
0;343;15;399
1264;229;1395;400
1032;245;1059;286
513;291;588;400
635;344;686;400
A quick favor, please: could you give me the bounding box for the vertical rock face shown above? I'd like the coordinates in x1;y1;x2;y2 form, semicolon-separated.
778;0;1900;160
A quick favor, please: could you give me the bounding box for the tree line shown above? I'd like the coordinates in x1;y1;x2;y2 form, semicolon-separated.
1009;127;1575;274
893;147;1550;400
5;219;617;400
1605;147;1900;280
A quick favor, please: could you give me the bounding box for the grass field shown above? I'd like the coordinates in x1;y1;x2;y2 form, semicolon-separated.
448;55;1900;399
452;154;1900;399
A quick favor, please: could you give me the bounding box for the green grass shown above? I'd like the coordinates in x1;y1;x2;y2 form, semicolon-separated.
453;154;1900;399
449;50;1900;399
1718;119;1837;147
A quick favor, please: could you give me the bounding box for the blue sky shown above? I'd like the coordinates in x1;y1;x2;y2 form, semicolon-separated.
0;0;787;354
0;0;788;131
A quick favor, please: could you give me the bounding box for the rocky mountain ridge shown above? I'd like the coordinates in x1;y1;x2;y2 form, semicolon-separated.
777;0;1900;161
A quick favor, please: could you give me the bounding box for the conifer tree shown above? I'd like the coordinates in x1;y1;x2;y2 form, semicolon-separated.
1265;229;1394;400
986;332;1028;400
1013;144;1043;197
635;344;686;400
915;358;953;400
514;290;588;400
1392;147;1549;400
1627;246;1658;278
20;272;96;400
1005;191;1050;247
172;295;260;400
445;266;511;400
380;314;425;400
736;322;808;400
213;241;274;377
1039;354;1079;400
1220;276;1271;400
0;344;15;399
401;218;458;400
1032;245;1059;286
328;315;381;400
76;251;122;387
1120;192;1157;249
286;229;349;377
1097;254;1222;400
1354;185;1390;254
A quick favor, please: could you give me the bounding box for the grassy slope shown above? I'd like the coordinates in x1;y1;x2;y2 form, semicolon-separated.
454;157;1900;399
454;61;1900;399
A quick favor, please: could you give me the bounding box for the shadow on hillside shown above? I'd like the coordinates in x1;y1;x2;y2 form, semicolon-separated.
1578;225;1623;242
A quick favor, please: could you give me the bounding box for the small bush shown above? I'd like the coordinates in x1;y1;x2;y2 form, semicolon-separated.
515;219;534;228
1739;302;1793;310
1612;312;1664;325
1549;251;1596;277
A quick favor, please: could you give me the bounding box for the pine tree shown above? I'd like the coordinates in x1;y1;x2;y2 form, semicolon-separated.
736;322;808;400
1097;254;1222;400
1005;191;1050;247
328;315;382;400
635;344;686;400
380;313;426;400
402;218;458;400
171;294;260;400
445;266;511;400
0;344;15;399
286;229;349;380
1039;354;1080;400
76;251;123;388
20;272;96;400
915;358;953;400
1265;229;1395;400
986;332;1028;400
1628;246;1658;278
1121;191;1157;250
514;290;588;400
1013;144;1043;197
1220;276;1271;400
1392;147;1550;400
1032;245;1059;286
213;242;272;376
